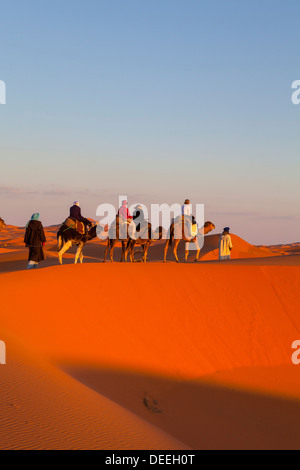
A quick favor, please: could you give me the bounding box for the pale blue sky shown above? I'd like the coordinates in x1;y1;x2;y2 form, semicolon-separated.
0;0;299;244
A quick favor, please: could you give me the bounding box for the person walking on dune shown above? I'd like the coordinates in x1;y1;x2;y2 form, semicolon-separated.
24;213;46;269
219;227;233;260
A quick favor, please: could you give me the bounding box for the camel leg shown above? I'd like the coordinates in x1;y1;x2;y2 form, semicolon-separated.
110;241;116;263
132;241;137;263
103;240;109;263
75;244;83;264
143;243;150;263
124;240;131;263
142;244;146;263
79;250;84;263
120;241;127;262
127;240;134;262
129;240;136;263
58;241;72;265
174;240;180;263
185;242;189;262
164;240;170;263
194;238;201;262
57;235;63;251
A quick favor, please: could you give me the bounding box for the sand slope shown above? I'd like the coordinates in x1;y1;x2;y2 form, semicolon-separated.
1;263;300;449
1;225;300;449
0;331;187;450
199;234;278;260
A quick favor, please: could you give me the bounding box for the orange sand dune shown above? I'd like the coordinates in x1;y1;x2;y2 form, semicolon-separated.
1;263;300;449
1;225;300;449
199;234;279;261
0;331;187;450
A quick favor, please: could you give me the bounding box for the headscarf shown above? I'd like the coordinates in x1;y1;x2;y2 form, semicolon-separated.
26;213;40;227
73;201;80;206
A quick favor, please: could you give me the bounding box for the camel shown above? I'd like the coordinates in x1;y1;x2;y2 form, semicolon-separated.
125;223;164;263
0;218;6;232
164;219;215;263
57;223;97;265
103;218;162;263
103;218;132;263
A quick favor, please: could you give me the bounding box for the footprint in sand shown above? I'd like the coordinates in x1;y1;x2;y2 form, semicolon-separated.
143;393;164;414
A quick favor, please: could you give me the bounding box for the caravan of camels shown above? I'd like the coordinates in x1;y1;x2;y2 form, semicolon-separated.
57;212;215;264
1;202;216;266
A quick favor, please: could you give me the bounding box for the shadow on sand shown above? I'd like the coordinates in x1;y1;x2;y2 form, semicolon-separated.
63;366;300;450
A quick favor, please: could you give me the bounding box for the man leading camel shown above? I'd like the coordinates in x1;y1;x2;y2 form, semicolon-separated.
219;227;233;260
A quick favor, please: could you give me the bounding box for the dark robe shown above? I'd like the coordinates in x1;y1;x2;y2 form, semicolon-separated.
24;220;46;262
132;209;145;231
69;205;90;226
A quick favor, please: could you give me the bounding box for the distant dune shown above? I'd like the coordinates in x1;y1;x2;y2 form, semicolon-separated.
0;226;300;449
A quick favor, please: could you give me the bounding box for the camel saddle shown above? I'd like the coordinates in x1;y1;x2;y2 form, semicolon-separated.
109;216;132;239
64;218;85;235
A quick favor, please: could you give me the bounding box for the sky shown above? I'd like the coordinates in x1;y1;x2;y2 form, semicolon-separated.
0;0;299;244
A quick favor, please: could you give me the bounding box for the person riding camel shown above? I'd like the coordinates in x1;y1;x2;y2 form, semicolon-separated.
132;205;145;231
118;200;133;221
69;201;91;232
182;199;197;226
115;200;133;240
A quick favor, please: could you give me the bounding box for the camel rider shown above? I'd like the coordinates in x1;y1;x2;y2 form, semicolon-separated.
69;202;91;231
182;199;197;226
132;205;145;231
118;200;133;221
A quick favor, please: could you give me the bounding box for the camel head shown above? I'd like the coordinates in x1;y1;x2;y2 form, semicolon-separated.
0;218;6;232
84;223;98;242
202;221;215;235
